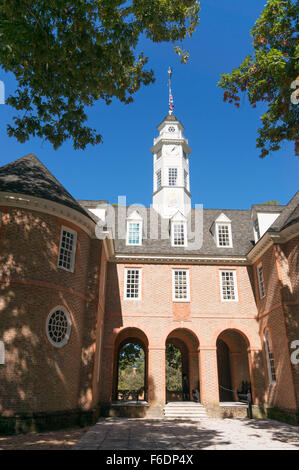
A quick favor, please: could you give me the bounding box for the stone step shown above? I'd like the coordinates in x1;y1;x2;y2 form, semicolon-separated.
164;402;208;419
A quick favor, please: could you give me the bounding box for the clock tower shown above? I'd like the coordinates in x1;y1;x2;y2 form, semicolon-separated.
151;70;191;218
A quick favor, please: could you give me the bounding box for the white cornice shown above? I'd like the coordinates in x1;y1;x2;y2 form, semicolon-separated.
247;221;299;263
113;254;248;265
151;139;191;154
0;191;96;238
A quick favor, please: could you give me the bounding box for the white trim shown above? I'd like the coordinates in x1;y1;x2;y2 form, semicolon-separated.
219;270;238;302
171;221;187;247
126;220;143;246
46;306;72;348
0;191;95;238
57;226;77;273
124;268;142;300
114;254;248;262
216;222;233;248
172;269;190;302
257;263;265;299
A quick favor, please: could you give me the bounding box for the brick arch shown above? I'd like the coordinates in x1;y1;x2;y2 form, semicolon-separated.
217;329;250;354
112;327;149;402
165;328;200;353
165;328;200;401
216;328;252;402
211;325;259;351
114;327;149;351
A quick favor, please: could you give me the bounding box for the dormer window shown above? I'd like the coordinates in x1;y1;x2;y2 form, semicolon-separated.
217;224;231;247
169;168;178;186
171;212;187;247
214;214;233;248
126;211;143;246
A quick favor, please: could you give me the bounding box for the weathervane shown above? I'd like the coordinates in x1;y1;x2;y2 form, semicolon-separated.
168;67;174;114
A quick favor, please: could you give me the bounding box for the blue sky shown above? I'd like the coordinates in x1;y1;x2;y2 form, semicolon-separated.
0;0;298;210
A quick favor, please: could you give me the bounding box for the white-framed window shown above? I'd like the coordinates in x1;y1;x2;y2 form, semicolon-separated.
264;329;276;384
172;269;190;302
156;169;162;191
46;306;72;348
172;222;187;247
168;168;178;186
257;263;265;299
216;223;232;247
57;226;77;272
220;270;238;301
126;222;142;246
124;268;141;300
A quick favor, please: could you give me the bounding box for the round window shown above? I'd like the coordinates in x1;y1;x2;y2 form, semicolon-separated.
168;126;175;132
46;306;72;348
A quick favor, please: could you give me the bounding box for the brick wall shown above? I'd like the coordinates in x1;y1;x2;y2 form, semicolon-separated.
102;261;263;406
0;206;103;416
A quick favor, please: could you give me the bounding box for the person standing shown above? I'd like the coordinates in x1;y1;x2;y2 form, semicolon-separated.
182;373;190;401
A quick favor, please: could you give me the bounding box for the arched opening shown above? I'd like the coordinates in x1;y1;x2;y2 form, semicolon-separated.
113;328;148;403
165;329;200;403
216;329;251;403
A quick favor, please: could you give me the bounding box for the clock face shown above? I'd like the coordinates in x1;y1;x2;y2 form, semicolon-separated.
166;145;179;156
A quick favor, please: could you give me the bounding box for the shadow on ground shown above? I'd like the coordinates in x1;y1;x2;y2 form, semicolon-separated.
0;427;88;450
74;419;230;450
243;419;299;447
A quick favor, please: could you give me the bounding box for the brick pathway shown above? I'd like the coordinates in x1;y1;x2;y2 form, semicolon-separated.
0;427;88;450
73;418;299;450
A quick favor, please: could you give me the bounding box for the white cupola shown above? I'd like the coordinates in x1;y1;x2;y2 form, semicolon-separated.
151;113;192;219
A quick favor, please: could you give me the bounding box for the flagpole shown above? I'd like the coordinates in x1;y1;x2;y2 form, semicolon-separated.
168;67;174;115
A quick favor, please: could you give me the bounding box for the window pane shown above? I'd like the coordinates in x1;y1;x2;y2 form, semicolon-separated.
221;271;236;300
169;168;177;186
173;223;185;246
128;223;141;245
218;224;230;247
174;270;189;300
125;269;140;299
58;229;76;271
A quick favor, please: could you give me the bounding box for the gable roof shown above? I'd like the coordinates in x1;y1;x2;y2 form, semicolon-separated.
0;153;92;219
268;191;299;232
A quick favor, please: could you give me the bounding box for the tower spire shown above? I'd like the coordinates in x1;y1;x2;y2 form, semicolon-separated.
168;67;174;115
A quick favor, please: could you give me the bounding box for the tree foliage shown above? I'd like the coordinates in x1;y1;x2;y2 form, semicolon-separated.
118;343;144;391
0;0;200;149
166;343;182;391
218;0;299;157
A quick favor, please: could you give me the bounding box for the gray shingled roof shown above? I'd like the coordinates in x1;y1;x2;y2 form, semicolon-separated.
0;154;92;219
268;192;299;232
104;206;254;257
158;113;184;129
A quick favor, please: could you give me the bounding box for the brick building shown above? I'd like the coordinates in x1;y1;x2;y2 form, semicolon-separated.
0;112;298;429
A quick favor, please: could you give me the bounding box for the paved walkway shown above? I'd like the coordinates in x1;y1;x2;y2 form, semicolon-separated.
72;417;299;450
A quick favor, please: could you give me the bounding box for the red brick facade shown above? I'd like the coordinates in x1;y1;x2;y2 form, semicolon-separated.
0;199;298;420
